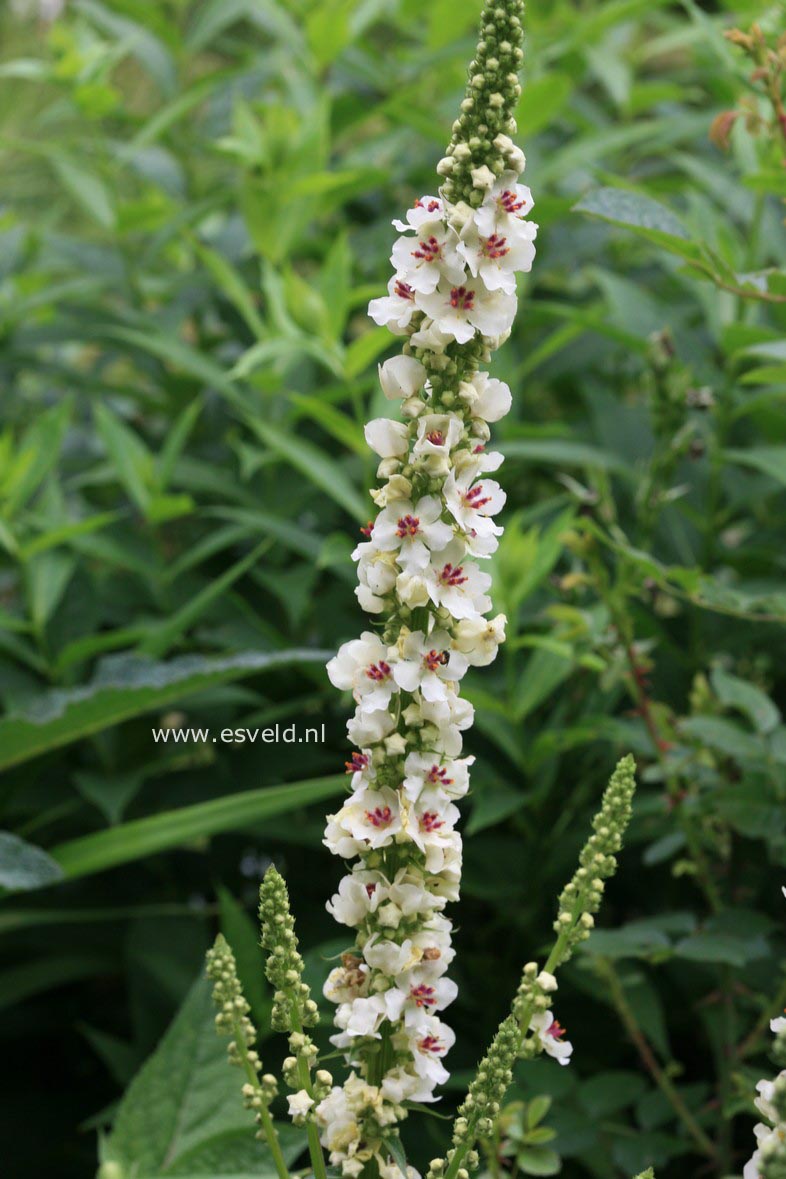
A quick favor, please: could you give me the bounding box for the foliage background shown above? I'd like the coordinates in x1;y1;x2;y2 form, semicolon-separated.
0;0;785;1177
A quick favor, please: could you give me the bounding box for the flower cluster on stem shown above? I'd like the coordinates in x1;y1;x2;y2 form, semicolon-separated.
746;953;786;1177
321;0;532;1174
205;934;289;1179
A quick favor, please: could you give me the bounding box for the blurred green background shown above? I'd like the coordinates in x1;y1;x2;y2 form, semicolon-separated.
1;1;785;1177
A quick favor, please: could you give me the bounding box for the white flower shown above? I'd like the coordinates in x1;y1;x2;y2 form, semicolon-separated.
530;1010;573;1066
364;936;419;977
391;219;464;294
416;279;516;344
335;991;407;1039
400;972;458;1025
371;495;454;571
423;540;492;620
326;786;403;856
287;1090;315;1122
409;319;453;353
324;959;370;1004
326;870;383;927
404;786;460;854
327;633;397;712
368;276;418;333
393;194;445;232
395;567;431;609
347;705;396;748
391;629;469;701
453;613;507;666
444;468;506;556
458;370;512;421
412;413;465;475
475;170;535;239
365;418;410;458
458;216;536;293
402;751;474;801
379;354;426;400
416;691;475;757
407;1015;456;1088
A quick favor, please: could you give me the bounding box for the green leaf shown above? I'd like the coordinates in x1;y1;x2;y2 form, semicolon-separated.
2;398;72;517
94;403;154;515
382;1133;409;1179
502;437;629;474
51;154;116;229
0;831;64;891
710;667;781;735
515;1145;561;1176
0;649;331;771
103;974;304;1177
674;930;767;967
247;417;367;521
50;775;345;882
139;540;272;659
724;447;786;489
574;186;689;239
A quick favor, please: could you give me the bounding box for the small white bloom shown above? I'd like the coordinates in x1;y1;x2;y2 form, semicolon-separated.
368;276;418;333
347;705;396;748
324;960;370;1004
416;279;516;345
365;418;410;458
458;216;536;293
327;632;397;712
537;970;558;993
402;751;474;801
327;785;403;856
475;170;536;239
407;1015;456;1088
471;371;512;421
530;1010;573;1066
393;195;445;233
423;539;492;620
326;870;383;926
378;354;426;400
453;613;507;666
444;468;506;556
287;1090;314;1121
371;495;454;571
391;629;469;702
404;785;460;854
409;319;453;353
391;219;464;294
412;413;465;474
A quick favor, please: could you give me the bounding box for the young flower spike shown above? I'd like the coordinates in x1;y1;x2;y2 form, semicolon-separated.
322;1;532;1167
206;934;289;1179
429;757;636;1179
259;866;329;1179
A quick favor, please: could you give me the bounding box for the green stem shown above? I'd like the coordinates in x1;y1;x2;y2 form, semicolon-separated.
232;1017;291;1179
289;1007;328;1179
595;959;718;1163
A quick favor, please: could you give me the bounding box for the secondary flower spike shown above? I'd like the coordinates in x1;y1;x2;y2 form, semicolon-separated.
322;0;533;1173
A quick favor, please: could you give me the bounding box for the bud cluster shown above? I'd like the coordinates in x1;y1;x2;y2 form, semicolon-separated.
206;935;281;1152
259;865;319;1033
551;753;636;969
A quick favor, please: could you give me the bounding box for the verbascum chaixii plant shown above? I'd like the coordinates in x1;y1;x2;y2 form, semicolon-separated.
206;2;638;1177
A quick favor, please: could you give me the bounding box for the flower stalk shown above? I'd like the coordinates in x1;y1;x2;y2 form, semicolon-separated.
205;934;290;1179
320;0;532;1173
